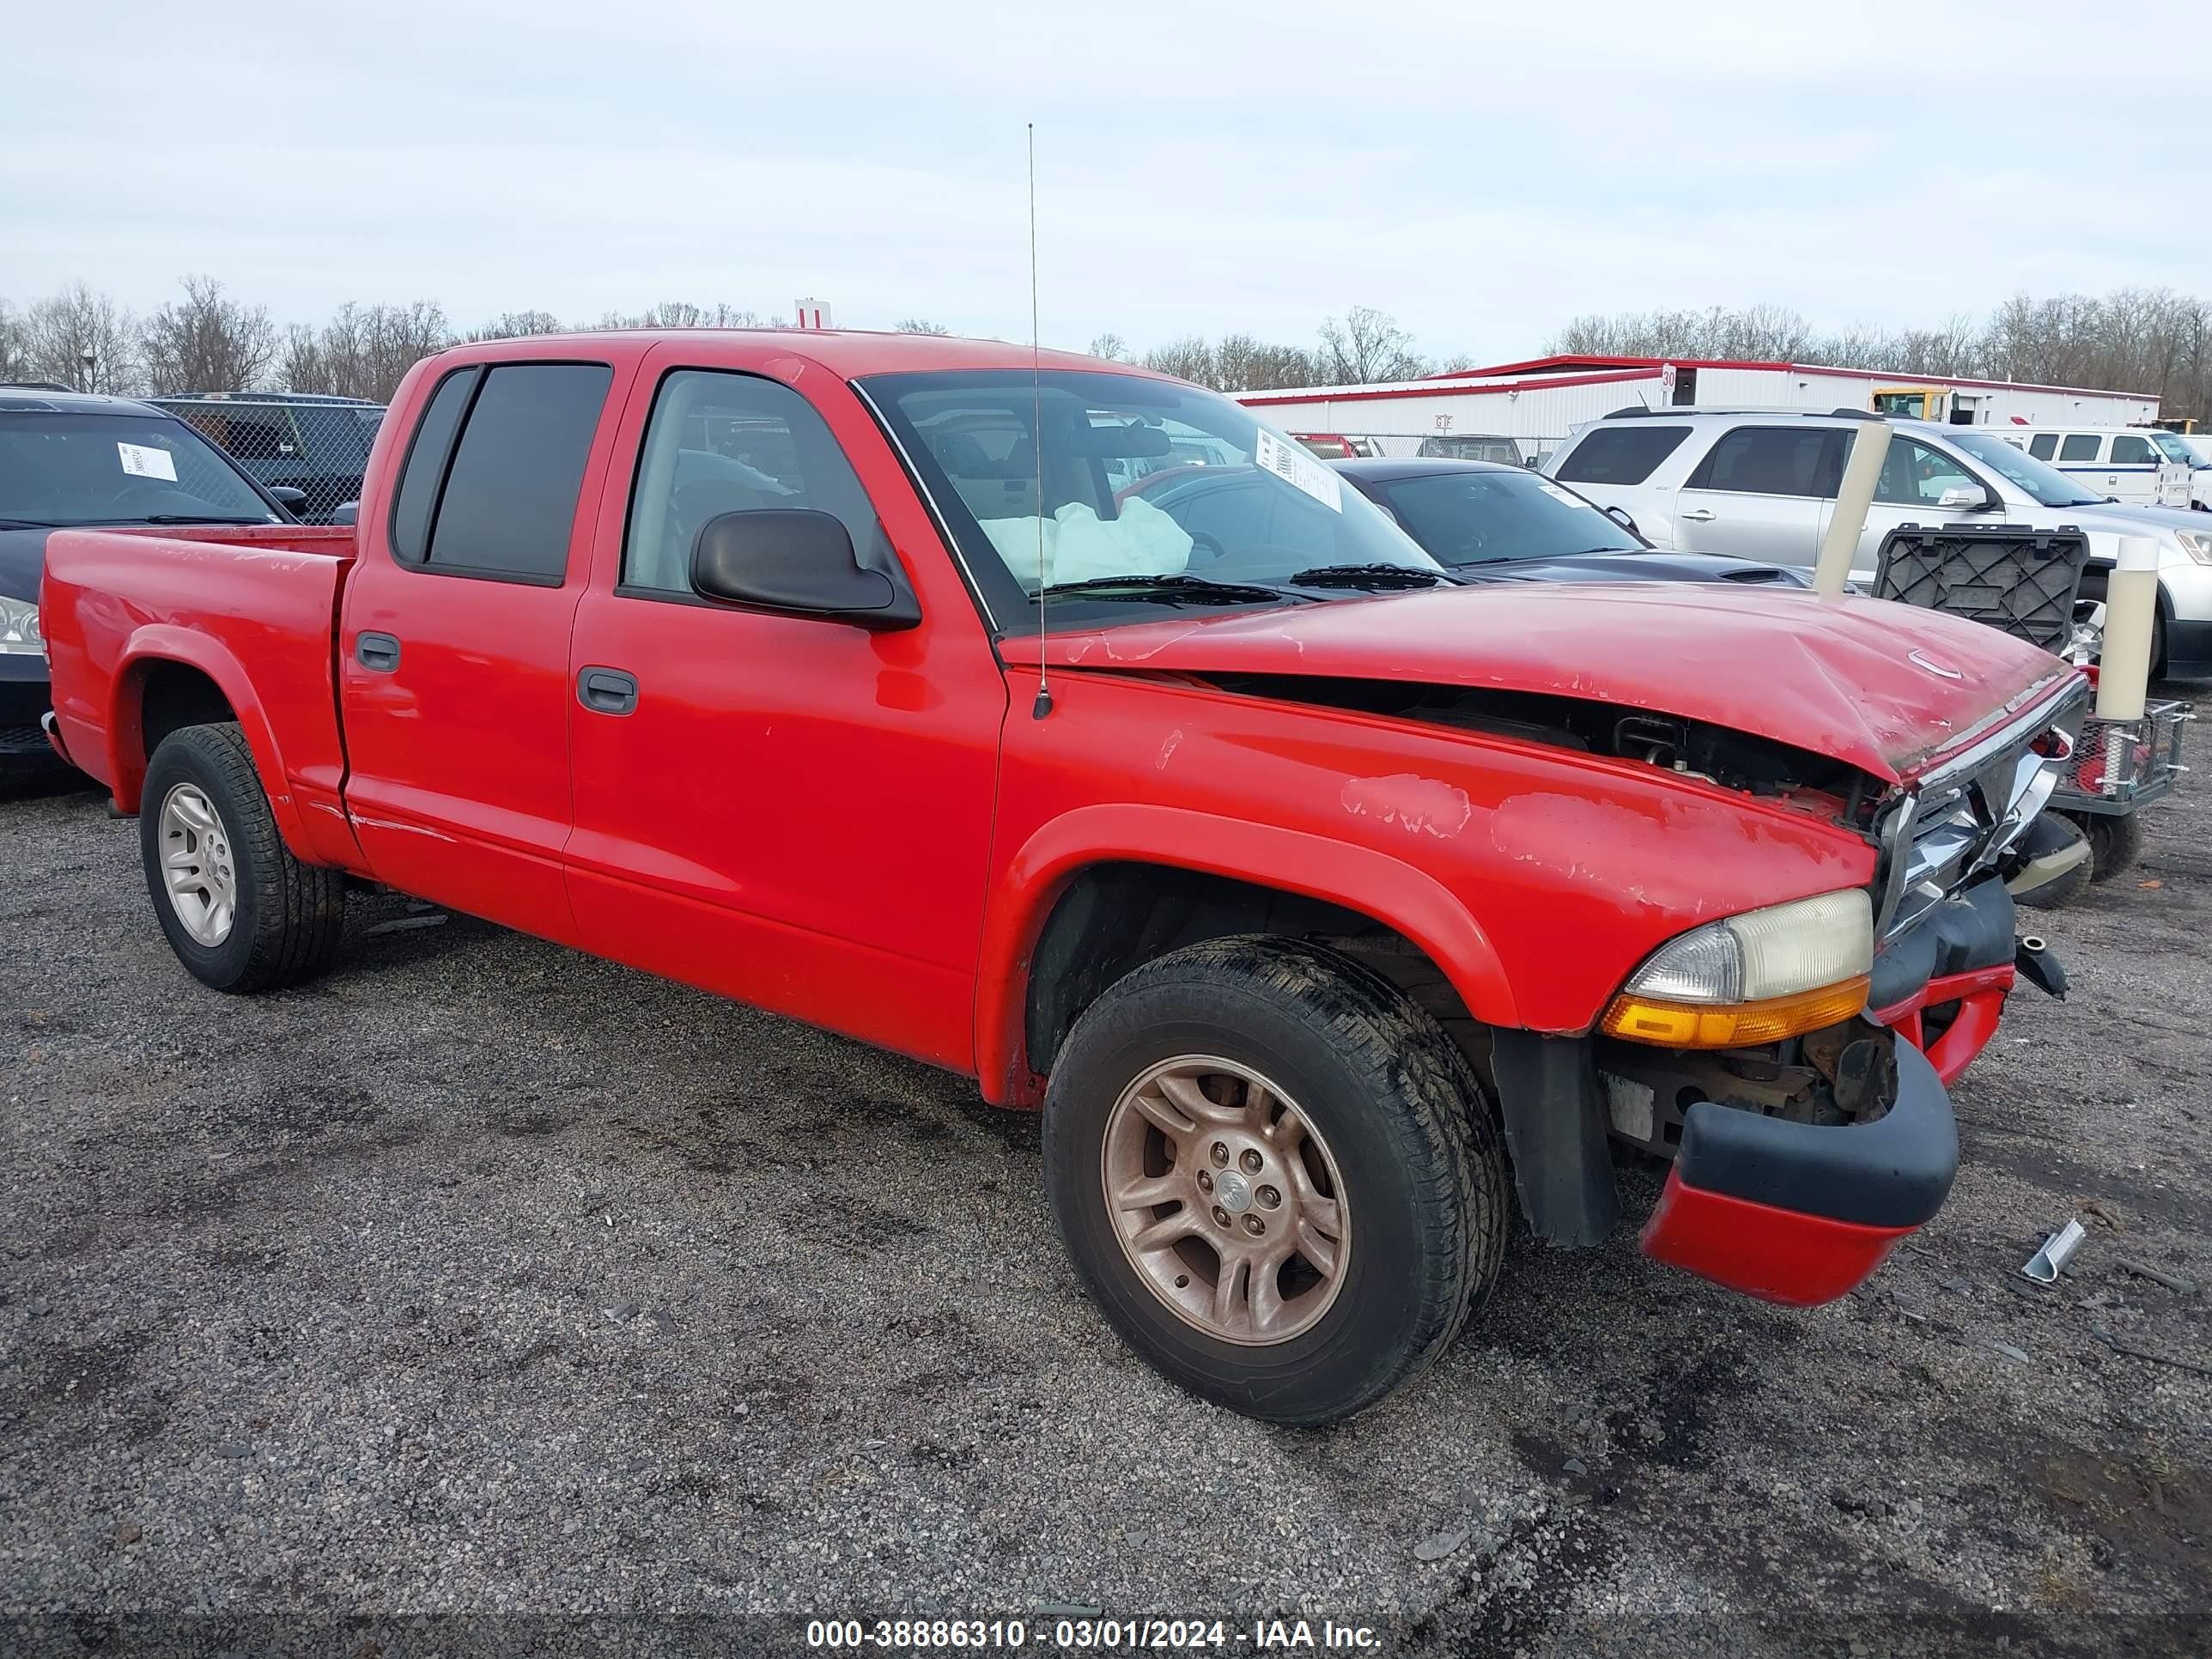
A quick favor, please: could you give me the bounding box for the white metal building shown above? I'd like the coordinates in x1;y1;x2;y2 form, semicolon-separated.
1234;355;2163;464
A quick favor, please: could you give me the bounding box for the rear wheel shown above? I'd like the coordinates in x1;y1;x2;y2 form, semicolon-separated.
139;722;344;992
1042;936;1509;1425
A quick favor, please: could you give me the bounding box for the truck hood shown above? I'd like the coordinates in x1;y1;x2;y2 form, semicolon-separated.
1001;582;2073;785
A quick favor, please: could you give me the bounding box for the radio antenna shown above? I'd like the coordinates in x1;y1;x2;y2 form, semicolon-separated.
1029;121;1053;721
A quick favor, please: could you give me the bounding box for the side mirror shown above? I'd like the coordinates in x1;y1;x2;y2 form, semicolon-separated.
1604;504;1639;534
269;485;309;516
332;500;359;526
691;508;919;630
1936;483;1994;511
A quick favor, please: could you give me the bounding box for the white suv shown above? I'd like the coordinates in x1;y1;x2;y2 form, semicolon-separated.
1542;408;2212;678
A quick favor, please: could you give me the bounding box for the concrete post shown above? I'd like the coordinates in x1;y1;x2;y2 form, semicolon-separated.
1813;422;1893;596
2096;535;2160;723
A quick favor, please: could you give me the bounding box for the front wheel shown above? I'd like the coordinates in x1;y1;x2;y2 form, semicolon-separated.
1042;936;1509;1425
139;721;345;993
2073;809;2146;884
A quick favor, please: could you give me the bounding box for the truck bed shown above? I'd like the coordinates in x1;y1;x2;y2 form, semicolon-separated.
41;525;362;860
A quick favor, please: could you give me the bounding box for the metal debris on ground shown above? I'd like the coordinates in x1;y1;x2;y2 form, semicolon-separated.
2114;1258;2197;1295
2088;1326;2212;1377
2024;1219;2089;1284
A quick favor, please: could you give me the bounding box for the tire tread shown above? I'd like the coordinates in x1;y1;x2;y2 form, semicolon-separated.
141;722;344;993
1045;934;1510;1424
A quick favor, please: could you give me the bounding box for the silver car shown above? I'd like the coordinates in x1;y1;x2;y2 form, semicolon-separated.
1542;407;2212;678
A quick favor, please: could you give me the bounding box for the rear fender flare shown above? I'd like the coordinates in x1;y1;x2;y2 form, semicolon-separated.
110;627;310;853
974;802;1519;1105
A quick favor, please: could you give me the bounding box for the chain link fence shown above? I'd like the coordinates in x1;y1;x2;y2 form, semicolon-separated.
149;393;385;523
1290;432;1569;467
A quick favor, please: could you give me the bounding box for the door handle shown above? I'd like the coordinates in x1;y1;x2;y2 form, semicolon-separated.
356;631;401;672
1680;508;1717;522
576;665;639;717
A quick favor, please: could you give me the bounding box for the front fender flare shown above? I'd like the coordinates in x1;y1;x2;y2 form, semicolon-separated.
973;802;1520;1106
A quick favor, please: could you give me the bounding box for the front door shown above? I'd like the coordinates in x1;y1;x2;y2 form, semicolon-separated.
338;356;623;944
1672;425;1844;568
1853;434;1993;577
562;355;1006;1070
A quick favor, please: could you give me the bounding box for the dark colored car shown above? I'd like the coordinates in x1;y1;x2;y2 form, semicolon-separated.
0;387;295;767
1331;457;1811;589
151;392;385;524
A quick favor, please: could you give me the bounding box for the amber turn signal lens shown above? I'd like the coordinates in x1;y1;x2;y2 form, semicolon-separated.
1600;976;1871;1049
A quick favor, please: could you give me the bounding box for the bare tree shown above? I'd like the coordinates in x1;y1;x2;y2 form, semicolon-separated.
0;301;29;383
20;283;138;392
1140;336;1217;386
1226;337;1318;392
278;300;448;402
1316;307;1428;385
141;276;278;393
894;317;951;335
1087;331;1130;362
596;301;778;331
461;310;567;343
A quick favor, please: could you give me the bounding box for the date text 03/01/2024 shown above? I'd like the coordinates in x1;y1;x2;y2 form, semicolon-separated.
804;1617;1384;1650
805;1627;1371;1654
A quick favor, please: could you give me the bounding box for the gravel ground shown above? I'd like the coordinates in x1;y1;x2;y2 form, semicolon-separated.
2;704;2206;1658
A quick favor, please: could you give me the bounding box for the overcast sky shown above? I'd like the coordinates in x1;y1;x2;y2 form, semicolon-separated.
6;0;2204;361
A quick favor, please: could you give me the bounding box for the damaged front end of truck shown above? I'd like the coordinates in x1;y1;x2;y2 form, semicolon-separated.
1589;676;2092;1303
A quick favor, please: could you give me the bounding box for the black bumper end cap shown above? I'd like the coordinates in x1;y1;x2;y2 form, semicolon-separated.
1674;1035;1959;1231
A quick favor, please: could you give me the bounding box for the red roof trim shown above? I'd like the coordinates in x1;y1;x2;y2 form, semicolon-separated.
1422;353;2154;403
1237;367;1662;407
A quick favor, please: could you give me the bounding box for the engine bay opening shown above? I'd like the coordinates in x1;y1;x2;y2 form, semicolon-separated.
1198;672;1881;817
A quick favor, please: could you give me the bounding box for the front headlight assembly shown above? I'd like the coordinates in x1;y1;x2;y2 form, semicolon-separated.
1601;889;1874;1048
0;595;40;655
2170;530;2212;566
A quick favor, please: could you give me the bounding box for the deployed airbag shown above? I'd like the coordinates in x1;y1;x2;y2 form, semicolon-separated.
981;497;1194;587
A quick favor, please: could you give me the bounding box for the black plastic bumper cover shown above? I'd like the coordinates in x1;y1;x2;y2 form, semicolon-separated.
1870;876;2016;1012
1673;1035;1959;1230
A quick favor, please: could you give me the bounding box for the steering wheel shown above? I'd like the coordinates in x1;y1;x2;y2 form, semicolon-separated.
1182;531;1230;567
105;481;179;514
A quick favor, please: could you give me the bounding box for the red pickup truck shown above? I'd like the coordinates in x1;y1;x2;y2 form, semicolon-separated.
41;331;2087;1424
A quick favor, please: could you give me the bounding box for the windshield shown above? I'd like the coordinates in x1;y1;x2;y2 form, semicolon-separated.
861;370;1438;628
2149;430;2199;465
1370;468;1643;566
1946;430;2106;507
0;413;279;526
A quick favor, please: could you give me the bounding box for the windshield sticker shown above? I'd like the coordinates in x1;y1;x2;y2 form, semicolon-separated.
117;441;178;483
1255;429;1343;513
1539;482;1580;505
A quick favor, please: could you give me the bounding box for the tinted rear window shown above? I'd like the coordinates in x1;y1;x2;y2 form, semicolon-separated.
1553;424;1691;485
389;368;479;562
424;363;612;580
1686;427;1842;498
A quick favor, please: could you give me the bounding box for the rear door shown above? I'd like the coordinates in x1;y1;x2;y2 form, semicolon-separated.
561;349;1006;1070
1547;422;1694;535
337;355;625;944
1671;425;1844;566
